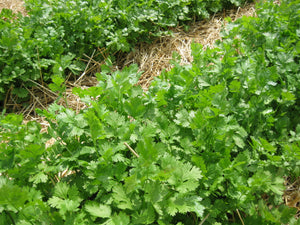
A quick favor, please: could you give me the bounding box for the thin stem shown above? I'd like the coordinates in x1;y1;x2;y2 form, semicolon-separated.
124;142;140;158
236;209;245;225
199;213;210;225
74;49;96;85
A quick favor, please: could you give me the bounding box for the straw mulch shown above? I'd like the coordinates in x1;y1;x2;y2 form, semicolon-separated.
124;3;256;90
284;177;300;219
0;0;27;16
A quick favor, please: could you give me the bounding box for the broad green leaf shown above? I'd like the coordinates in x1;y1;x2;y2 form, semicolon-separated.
233;135;245;148
85;202;111;218
111;212;130;225
29;172;48;184
124;97;146;118
132;203;156;224
0;178;29;211
112;185;133;210
54;182;70;199
229;80;241;93
174;109;191;127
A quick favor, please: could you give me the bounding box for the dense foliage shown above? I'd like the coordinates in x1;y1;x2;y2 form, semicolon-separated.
0;0;249;102
1;0;300;224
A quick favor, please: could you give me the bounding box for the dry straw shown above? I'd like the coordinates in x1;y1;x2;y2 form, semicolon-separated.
0;0;27;16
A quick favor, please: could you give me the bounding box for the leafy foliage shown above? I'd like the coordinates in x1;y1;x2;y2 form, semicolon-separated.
1;0;300;224
0;0;249;102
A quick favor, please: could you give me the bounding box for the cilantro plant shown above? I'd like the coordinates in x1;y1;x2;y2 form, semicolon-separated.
0;0;249;104
1;0;300;224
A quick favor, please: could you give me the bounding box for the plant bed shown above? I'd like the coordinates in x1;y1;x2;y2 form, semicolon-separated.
0;0;299;224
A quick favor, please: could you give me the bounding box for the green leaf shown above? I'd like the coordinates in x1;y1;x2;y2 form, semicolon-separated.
111;212;130;225
0;178;29;212
132;203;156;224
112;185;133;210
106;111;126;128
29;172;48;184
229;80;241;93
11;87;28;98
19;144;44;159
85;202;111;218
233;135;245;148
124;97;146;118
281;91;296;102
49;75;65;93
85;109;105;142
48;196;64;209
167;195;202;216
280;206;298;224
54;182;70;199
174;109;191;127
48;197;80;215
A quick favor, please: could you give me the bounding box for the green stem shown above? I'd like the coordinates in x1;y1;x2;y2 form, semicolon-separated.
5;210;16;225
